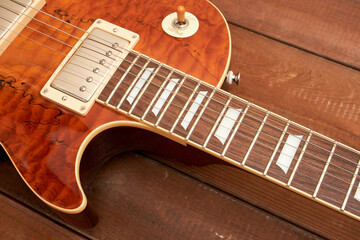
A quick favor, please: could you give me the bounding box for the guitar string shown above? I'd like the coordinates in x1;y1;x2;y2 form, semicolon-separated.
1;3;358;162
3;0;360;209
1;26;354;204
2;3;360;196
1;15;358;185
1;16;358;189
100;53;360;181
15;0;360;213
110;63;357;197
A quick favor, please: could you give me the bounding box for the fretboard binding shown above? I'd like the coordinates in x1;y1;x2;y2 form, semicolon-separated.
96;48;360;221
97;96;360;220
107;61;358;178
108;51;360;166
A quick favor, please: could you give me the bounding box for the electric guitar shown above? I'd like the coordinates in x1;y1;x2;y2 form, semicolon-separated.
1;0;360;230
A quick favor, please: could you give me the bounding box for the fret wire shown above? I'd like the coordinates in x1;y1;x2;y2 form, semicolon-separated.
341;157;360;211
212;131;351;199
7;8;359;170
170;82;201;133
106;54;360;170
203;95;233;148
105;55;140;104
3;5;357;158
128;64;162;114
154;76;186;127
80;47;360;179
6;2;360;188
263;121;290;176
116;60;150;109
5;2;360;202
185;89;215;141
104;68;359;199
221;103;250;157
141;69;174;121
242;112;269;165
287;131;313;186
313;142;337;198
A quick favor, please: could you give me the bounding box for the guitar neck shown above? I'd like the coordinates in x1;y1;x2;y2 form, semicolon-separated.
97;50;360;220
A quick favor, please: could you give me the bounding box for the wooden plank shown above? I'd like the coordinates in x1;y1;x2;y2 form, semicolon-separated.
70;152;325;240
0;150;323;239
148;22;360;239
212;0;360;69
223;24;360;152
0;193;85;240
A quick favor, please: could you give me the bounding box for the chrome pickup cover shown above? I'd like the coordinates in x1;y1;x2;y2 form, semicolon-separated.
41;19;139;116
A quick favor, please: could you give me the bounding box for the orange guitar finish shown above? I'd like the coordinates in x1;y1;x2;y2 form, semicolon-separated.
0;0;230;214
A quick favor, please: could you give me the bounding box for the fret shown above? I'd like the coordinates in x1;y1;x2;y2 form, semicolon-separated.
151;75;178;116
287;131;313;186
203;96;233;148
276;134;303;175
186;89;215;141
116;59;150;109
341;157;360;211
170;81;201;133
316;143;360;208
313;141;337;198
289;133;333;196
97;49;360;221
141;69;174;120
131;67;174;120
103;54;139;104
223;105;266;164
186;89;230;146
263;121;290;175
345;167;360;216
221;103;250;156
128;64;161;114
154;76;186;127
242;112;269;165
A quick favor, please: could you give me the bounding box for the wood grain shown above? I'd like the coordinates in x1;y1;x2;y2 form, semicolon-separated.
0;0;359;239
0;193;84;240
212;0;360;70
0;0;230;212
0;148;323;240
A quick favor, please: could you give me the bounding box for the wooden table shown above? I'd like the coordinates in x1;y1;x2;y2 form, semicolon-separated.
1;0;360;239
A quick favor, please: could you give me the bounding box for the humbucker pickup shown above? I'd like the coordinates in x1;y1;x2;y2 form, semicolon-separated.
41;19;139;115
0;0;46;55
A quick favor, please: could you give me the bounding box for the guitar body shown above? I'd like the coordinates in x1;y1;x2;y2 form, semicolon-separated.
0;0;230;217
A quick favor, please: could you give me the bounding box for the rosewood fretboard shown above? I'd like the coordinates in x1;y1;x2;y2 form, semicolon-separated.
97;51;360;220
